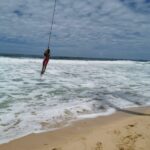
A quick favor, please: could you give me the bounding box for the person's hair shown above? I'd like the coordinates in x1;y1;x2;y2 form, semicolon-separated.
47;48;50;54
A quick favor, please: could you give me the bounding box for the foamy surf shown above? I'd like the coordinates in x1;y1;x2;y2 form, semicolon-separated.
0;57;150;144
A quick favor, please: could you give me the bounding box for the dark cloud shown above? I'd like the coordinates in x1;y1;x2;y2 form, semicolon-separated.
119;0;150;13
145;0;150;3
13;10;24;17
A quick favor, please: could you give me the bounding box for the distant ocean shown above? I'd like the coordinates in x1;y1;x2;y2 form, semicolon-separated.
0;56;150;144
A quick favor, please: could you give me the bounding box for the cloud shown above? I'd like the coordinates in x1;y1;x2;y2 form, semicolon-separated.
0;0;150;59
119;0;150;13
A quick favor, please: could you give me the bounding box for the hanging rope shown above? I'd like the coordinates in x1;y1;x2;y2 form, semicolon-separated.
48;0;57;48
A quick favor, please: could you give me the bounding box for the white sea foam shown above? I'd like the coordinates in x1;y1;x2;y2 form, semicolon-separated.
0;57;150;144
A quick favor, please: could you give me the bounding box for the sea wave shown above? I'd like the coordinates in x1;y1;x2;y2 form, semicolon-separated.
0;57;150;143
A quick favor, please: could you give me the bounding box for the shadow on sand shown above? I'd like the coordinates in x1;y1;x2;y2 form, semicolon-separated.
104;101;150;116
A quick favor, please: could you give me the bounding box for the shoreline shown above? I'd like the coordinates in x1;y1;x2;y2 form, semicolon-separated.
0;106;150;150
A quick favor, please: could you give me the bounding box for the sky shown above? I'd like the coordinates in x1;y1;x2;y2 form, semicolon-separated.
0;0;150;60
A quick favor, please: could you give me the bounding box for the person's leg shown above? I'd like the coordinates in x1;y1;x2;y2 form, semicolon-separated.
44;59;49;71
41;66;44;75
42;65;46;73
41;58;49;74
41;59;46;74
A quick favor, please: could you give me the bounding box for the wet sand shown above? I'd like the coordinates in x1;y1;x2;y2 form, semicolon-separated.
0;107;150;150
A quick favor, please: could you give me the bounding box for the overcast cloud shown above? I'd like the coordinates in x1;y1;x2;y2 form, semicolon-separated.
0;0;150;59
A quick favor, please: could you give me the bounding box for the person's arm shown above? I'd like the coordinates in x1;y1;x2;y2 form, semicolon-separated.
44;49;48;57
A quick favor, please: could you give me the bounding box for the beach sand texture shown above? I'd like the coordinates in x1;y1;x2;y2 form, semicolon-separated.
0;107;150;150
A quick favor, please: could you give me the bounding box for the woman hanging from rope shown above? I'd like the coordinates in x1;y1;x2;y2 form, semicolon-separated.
41;48;50;75
40;0;56;75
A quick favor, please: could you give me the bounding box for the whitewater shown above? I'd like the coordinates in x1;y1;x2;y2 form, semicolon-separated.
0;56;150;144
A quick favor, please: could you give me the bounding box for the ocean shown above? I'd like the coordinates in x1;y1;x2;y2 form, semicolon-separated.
0;56;150;144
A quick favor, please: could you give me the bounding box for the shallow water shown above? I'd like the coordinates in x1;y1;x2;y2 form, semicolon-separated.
0;57;150;143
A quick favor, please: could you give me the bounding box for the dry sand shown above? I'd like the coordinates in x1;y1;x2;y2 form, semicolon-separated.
0;107;150;150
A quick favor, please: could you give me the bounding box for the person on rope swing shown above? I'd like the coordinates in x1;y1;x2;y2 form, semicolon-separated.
41;48;50;75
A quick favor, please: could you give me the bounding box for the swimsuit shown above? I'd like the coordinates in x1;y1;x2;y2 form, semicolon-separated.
43;56;49;66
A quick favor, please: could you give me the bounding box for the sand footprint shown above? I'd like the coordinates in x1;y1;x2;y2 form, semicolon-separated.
114;123;144;150
118;133;143;150
125;123;137;130
94;141;103;150
52;147;62;150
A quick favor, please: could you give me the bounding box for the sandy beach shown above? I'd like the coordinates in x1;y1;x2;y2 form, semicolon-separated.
0;107;150;150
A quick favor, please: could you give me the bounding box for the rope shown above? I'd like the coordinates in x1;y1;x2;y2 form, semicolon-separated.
48;0;57;48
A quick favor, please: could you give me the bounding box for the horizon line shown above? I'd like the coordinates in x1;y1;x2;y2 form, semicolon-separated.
0;53;149;62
